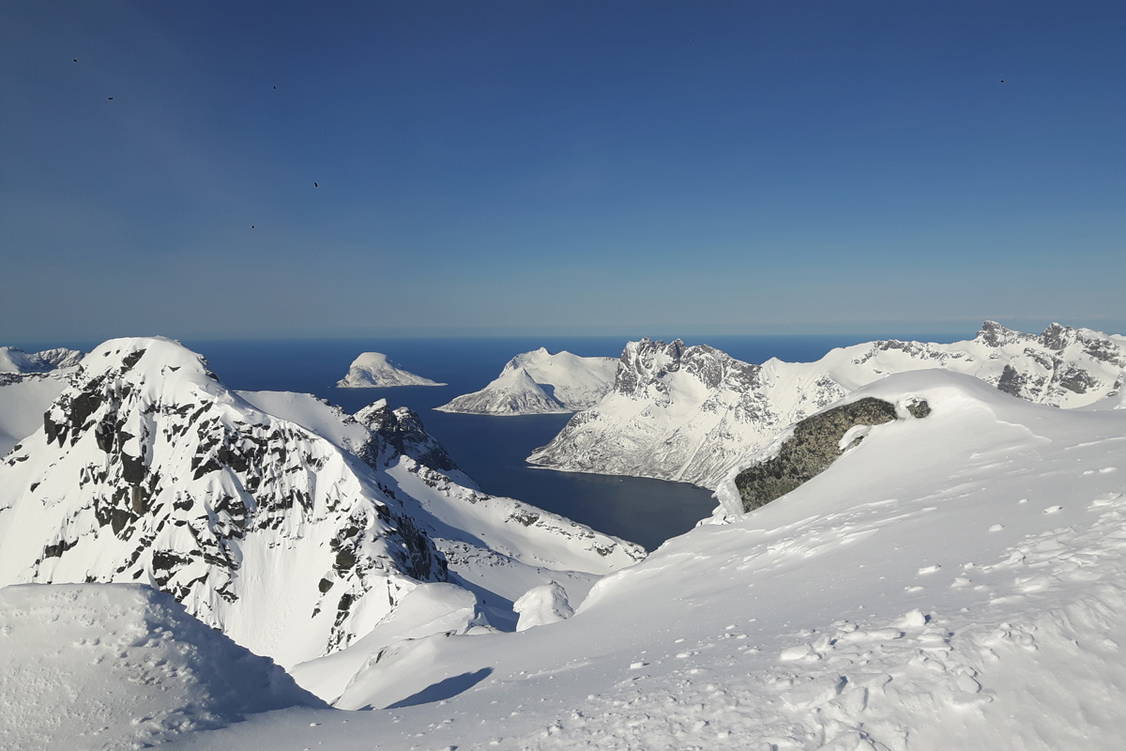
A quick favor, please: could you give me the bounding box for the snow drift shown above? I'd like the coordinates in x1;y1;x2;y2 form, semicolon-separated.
0;583;323;749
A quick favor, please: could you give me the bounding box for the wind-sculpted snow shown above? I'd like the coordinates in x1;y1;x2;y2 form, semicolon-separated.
0;583;324;749
530;321;1126;488
437;347;617;415
0;337;446;668
336;351;445;387
170;371;1126;750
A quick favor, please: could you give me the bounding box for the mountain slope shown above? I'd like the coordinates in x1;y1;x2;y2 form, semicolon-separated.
0;345;84;455
436;348;617;415
530;322;1126;488
0;583;324;749
436;365;571;414
0;345;83;374
0;337;446;668
337;352;445;387
172;370;1126;750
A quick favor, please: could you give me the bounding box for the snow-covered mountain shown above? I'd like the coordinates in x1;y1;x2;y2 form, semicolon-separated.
0;345;84;455
336;352;445;387
529;321;1126;488
0;337;642;674
0;583;323;749
436;347;617;415
0;345;83;374
152;370;1126;749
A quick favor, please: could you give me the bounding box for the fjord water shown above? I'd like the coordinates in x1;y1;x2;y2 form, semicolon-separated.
173;334;960;550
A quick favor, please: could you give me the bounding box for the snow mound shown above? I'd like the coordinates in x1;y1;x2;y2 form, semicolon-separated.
514;581;574;631
0;583;323;749
436;348;617;415
336;352;444;387
292;582;486;708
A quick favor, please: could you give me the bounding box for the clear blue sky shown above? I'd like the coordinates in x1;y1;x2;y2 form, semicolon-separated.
2;1;1124;340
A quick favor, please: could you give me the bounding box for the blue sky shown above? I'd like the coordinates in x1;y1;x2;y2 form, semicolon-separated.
2;1;1124;340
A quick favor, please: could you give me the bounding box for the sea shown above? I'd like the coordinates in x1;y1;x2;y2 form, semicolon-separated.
25;333;961;550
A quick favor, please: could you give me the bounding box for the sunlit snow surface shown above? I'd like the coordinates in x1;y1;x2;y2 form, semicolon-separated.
168;371;1126;750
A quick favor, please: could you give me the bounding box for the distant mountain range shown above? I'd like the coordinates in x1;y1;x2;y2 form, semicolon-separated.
529;321;1126;488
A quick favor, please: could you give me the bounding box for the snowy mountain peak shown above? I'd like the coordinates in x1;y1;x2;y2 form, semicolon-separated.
437;349;617;415
337;352;445;388
0;345;83;375
0;336;447;667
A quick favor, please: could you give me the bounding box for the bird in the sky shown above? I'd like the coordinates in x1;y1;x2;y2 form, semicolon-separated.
273;83;278;90
1000;79;1006;84
313;181;319;188
106;96;114;101
250;224;256;230
72;58;78;63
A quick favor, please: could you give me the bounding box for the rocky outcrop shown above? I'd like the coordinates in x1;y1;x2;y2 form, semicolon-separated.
355;399;458;472
734;397;928;512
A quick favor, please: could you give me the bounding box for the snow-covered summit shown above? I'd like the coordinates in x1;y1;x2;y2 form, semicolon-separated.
0;345;83;374
0;336;447;667
437;365;571;415
337;352;445;387
0;583;323;749
530;322;1126;488
436;348;617;415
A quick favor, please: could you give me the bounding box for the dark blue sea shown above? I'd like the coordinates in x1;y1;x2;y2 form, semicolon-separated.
25;333;961;549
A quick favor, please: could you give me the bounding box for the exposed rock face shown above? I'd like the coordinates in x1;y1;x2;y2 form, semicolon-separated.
0;338;446;667
355;399;458;472
734;398;921;512
529;322;1126;489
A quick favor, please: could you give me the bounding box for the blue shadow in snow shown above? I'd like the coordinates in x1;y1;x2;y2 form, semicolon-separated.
384;667;493;709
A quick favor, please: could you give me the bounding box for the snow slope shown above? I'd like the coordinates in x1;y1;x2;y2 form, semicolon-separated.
530;321;1126;488
168;370;1126;750
0;583;323;749
336;352;445;387
436;347;617;415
